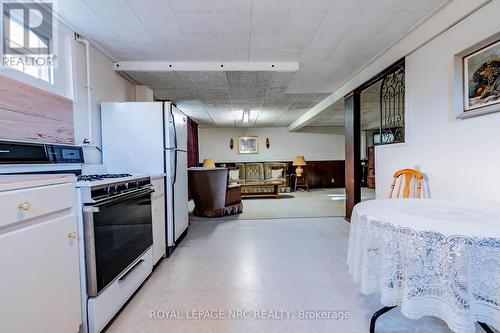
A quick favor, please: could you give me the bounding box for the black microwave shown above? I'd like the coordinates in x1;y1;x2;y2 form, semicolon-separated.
0;141;84;164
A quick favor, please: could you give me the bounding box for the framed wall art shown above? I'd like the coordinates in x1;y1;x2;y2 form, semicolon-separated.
455;33;500;119
238;136;259;154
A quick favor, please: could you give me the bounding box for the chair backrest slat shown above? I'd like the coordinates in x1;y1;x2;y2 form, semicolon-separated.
388;168;423;199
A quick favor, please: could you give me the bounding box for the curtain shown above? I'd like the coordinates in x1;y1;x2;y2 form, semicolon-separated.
187;117;199;168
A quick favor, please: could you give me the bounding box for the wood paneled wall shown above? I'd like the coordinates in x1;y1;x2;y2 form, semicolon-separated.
0;75;74;144
214;160;345;189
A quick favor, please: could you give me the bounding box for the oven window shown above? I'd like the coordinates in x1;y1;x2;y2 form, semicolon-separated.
93;194;152;293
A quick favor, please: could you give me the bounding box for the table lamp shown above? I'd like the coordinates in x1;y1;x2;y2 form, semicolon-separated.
202;159;216;168
293;156;306;177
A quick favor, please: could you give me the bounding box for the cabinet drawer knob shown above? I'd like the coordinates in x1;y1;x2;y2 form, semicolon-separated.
18;202;31;210
67;232;77;240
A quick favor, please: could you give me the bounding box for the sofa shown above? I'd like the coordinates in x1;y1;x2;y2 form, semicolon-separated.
188;167;243;217
231;162;291;195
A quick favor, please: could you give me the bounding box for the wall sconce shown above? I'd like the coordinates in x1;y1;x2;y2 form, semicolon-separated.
266;138;270;149
230;138;234;150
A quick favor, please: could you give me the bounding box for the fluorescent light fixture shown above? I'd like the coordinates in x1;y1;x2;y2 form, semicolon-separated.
242;110;250;123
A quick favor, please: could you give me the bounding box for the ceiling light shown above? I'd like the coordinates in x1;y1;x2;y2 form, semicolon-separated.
242;110;250;123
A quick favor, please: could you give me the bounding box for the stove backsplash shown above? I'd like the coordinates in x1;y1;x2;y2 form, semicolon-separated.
81;164;107;175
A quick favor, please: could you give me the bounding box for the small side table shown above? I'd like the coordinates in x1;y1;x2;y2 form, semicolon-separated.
295;175;309;192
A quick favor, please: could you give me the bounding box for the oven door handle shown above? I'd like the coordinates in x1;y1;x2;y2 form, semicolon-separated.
89;188;155;206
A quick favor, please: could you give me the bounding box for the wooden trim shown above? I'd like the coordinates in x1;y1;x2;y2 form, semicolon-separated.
344;91;361;221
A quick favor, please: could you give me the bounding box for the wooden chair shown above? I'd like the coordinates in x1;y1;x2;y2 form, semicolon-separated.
389;169;423;199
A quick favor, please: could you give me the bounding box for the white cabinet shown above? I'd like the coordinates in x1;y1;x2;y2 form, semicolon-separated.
151;177;166;264
0;179;81;333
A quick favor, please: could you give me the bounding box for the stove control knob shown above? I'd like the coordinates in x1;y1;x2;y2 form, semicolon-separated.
106;186;114;195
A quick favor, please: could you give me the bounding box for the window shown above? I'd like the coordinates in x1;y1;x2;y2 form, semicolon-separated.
2;6;53;83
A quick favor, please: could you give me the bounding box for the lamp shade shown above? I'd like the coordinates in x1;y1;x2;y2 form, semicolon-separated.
292;156;306;166
202;159;216;168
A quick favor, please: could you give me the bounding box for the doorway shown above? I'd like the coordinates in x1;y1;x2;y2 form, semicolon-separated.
344;59;405;220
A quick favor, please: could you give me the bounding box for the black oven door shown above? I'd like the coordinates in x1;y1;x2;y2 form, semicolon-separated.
83;187;154;296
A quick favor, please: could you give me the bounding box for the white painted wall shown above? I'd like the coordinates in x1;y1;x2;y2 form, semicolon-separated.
199;127;345;163
72;40;135;162
375;0;500;203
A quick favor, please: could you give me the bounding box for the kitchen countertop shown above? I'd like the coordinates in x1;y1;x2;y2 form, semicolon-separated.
0;174;76;192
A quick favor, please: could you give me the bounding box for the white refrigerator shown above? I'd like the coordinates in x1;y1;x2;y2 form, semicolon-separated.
101;102;189;253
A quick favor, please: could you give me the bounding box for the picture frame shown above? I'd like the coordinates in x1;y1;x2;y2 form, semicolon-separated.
238;136;259;154
454;33;500;119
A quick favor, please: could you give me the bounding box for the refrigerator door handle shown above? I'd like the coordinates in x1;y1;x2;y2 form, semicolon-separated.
171;108;178;150
173;149;178;185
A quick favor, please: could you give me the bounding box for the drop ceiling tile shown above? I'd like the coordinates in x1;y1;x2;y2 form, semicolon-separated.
84;0;148;34
214;12;251;33
270;72;294;88
219;33;250;50
276;33;313;50
249;48;276;61
299;48;332;62
211;0;251;12
195;89;231;102
290;0;333;12
175;71;228;89
305;32;343;50
207;111;236;126
405;0;446;11
221;48;249;61
330;0;371;11
229;88;268;103
251;12;288;33
139;13;182;34
89;33;128;49
383;11;429;33
154;88;196;100
318;10;357;32
250;33;280;49
285;11;324;33
227;71;273;88
120;34;156;49
177;13;216;33
190;50;221;61
184;34;220;50
153;33;191;50
169;0;212;12
204;103;233;111
365;0;408;12
127;0;174;15
264;88;296;104
348;11;396;33
165;49;198;60
336;33;372;51
275;49;303;61
251;0;292;12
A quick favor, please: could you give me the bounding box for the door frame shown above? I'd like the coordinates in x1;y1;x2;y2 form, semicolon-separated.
344;58;405;221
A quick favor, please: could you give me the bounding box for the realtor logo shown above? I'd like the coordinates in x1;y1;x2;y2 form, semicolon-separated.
1;1;57;76
3;2;53;54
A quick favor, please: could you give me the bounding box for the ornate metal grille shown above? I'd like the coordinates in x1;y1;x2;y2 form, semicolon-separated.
379;66;405;144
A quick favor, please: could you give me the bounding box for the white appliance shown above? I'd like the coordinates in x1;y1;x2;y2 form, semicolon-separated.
101;102;189;253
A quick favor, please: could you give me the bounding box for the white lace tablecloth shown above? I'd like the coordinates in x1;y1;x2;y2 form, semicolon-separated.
347;199;500;333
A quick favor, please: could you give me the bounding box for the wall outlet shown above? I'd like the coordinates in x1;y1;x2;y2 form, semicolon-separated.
331;178;335;183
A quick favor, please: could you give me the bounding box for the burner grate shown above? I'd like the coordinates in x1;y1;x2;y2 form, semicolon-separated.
77;174;132;182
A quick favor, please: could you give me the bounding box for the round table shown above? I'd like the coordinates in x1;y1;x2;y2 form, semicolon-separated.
347;199;500;333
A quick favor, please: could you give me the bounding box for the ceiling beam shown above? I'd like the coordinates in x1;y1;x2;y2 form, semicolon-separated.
114;61;299;72
288;0;490;132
